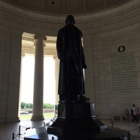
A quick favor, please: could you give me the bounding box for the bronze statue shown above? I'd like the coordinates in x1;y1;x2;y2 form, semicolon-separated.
56;15;88;101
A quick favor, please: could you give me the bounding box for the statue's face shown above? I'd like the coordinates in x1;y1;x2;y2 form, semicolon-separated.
66;15;75;25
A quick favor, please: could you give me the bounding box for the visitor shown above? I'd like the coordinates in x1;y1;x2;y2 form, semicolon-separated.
131;104;139;124
125;108;129;120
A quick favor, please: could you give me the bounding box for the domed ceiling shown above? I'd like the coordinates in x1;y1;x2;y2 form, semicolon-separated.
2;0;132;15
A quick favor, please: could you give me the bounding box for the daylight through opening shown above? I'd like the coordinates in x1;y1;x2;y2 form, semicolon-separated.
19;32;57;120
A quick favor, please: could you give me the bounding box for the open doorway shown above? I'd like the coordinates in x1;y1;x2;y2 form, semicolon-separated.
19;33;56;120
20;55;34;120
43;56;55;119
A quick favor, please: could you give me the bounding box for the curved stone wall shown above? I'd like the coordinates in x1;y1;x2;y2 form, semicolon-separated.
1;0;132;15
0;0;140;122
0;0;139;35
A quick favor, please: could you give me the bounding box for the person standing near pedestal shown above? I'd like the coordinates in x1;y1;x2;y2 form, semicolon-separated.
131;104;139;124
56;15;88;101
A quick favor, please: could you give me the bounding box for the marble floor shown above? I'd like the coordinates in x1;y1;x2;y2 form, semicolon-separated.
0;118;140;140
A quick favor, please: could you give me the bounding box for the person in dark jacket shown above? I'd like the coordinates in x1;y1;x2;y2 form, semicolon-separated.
131;104;139;124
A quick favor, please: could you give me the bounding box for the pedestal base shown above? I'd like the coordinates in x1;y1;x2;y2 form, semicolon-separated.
24;102;130;140
24;126;129;140
48;103;102;134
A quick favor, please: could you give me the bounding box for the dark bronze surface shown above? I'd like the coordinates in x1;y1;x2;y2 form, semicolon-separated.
56;15;88;101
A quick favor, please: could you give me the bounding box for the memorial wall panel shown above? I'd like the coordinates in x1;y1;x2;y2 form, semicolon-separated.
110;52;139;93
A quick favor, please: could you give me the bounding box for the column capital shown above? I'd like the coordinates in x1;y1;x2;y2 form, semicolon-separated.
34;34;47;40
34;35;46;47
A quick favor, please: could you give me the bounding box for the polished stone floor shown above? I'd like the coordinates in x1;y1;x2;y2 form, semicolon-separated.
0;118;140;140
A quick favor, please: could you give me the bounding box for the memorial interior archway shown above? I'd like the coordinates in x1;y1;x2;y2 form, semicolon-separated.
19;32;59;120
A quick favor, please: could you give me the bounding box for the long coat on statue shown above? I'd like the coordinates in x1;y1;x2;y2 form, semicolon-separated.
56;24;86;100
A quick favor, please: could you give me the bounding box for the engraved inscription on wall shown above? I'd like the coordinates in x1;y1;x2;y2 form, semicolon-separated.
110;52;139;92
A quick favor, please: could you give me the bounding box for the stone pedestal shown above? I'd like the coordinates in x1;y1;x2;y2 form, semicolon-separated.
46;102;130;140
47;102;105;135
25;102;130;140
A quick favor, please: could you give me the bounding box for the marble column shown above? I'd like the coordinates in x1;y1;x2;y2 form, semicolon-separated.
31;35;46;121
53;55;59;104
53;55;59;116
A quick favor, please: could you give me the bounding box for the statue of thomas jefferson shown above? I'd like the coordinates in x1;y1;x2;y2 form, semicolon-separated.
56;15;88;101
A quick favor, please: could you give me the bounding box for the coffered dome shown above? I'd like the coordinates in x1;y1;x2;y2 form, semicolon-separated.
2;0;132;15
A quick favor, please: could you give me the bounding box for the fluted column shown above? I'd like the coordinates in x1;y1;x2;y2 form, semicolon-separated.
53;55;59;104
31;35;46;121
53;55;59;115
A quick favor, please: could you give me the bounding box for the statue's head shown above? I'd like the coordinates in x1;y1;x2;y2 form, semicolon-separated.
65;15;75;25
